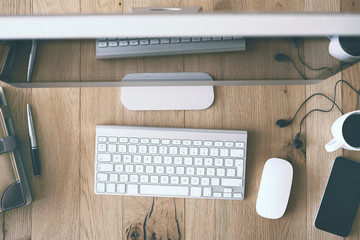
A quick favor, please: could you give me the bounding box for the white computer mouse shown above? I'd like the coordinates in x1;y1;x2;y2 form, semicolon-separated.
256;158;293;219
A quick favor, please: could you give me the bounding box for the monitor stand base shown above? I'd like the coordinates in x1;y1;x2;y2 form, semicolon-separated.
120;72;214;111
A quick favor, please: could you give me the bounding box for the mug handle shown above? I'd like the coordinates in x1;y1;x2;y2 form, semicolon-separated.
325;138;343;152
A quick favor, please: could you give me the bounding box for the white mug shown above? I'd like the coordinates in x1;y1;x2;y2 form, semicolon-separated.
325;110;360;152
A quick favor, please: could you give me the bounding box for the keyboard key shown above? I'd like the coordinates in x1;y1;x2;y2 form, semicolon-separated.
171;38;180;43
97;144;106;152
184;157;192;165
97;173;108;181
117;184;125;193
140;175;149;183
234;193;243;198
190;187;202;197
98;154;111;162
98;136;107;142
220;149;229;157
214;141;224;147
227;169;236;177
222;178;243;187
127;184;138;194
118;145;126;153
119;40;128;46
109;41;118;47
194;158;203;165
109;174;118;182
235;142;245;148
217;168;225;176
180;177;189;185
125;165;134;172
176;167;185;175
135;165;144;173
115;164;123;172
191;177;200;185
230;149;244;157
210;148;219;156
201;177;210;185
108;137;117;142
119;174;128;182
171;176;179;184
196;168;205;176
207;168;215;176
237;166;244;177
213;192;222;197
215;158;223;166
113;154;121;162
160;38;170;44
166;166;175;174
203;187;212;196
211;178;220;186
156;166;164;174
204;158;213;166
129;175;138;183
98;164;113;172
174;157;183;165
107;183;116;193
129;40;139;46
140;138;150;144
225;159;234;167
140;185;188;196
98;42;107;48
96;183;105;193
150;176;159;184
140;39;149;45
150;39;160;45
160;176;169;184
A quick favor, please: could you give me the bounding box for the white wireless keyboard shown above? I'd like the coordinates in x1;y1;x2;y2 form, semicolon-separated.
94;125;247;200
96;37;246;59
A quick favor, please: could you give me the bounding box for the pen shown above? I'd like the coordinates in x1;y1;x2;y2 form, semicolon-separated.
27;39;37;82
27;104;40;176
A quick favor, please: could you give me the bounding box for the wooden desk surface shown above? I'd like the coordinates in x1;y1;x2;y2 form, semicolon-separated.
1;0;360;239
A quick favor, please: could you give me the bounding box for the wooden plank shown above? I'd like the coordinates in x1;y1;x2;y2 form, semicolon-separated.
306;73;344;240
25;0;82;239
29;88;80;239
79;88;123;239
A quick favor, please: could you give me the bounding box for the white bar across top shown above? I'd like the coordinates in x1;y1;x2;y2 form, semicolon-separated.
0;13;360;39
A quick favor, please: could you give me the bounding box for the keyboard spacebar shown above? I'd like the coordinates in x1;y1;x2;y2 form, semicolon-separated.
140;185;189;196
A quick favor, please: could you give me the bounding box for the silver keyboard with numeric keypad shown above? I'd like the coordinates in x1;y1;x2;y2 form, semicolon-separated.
95;125;247;200
96;36;246;59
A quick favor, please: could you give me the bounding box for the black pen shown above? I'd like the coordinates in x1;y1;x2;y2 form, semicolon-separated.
27;104;40;176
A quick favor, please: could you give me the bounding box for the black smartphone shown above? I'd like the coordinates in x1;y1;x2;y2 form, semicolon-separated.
314;156;360;237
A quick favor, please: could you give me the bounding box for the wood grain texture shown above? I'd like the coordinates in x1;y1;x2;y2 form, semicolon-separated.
2;0;360;239
306;73;344;240
80;88;123;240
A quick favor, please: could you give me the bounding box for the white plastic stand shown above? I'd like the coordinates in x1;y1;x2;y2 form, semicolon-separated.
120;72;215;111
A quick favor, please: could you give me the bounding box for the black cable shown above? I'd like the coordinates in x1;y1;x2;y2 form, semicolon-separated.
294;39;350;76
296;79;360;136
287;56;307;80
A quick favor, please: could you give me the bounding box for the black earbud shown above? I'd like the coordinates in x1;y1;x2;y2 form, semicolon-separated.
274;53;290;62
293;132;303;149
276;119;292;128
